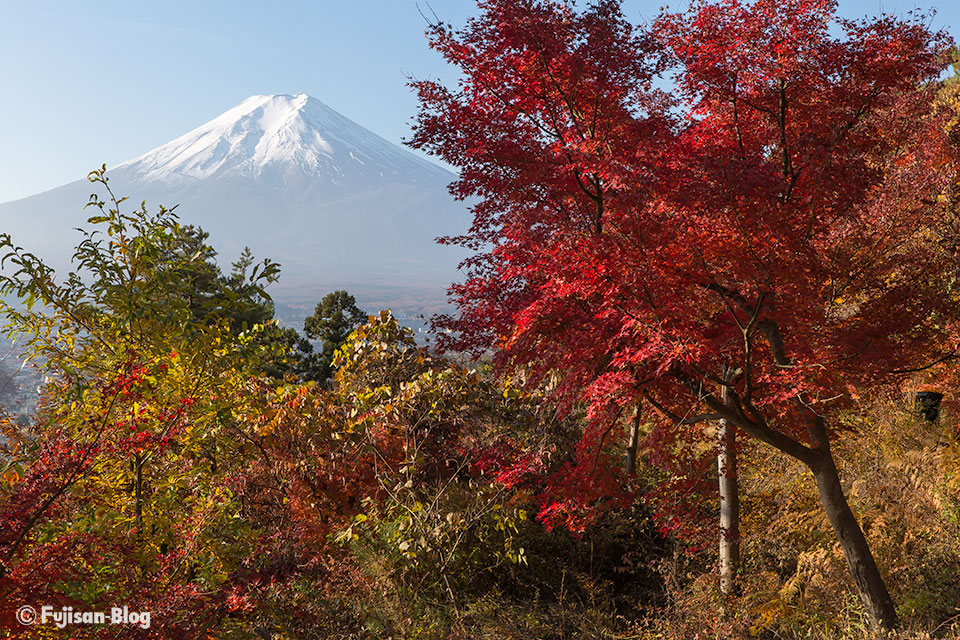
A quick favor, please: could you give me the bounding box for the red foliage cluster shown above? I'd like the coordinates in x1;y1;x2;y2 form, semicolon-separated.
412;0;956;529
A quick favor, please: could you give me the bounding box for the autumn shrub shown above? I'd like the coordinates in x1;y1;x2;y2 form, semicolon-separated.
271;313;680;640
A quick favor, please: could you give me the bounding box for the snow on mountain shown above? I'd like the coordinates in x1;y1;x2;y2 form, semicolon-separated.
116;93;450;187
0;94;468;314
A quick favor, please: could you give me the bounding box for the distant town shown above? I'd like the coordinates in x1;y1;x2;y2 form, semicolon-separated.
0;346;46;420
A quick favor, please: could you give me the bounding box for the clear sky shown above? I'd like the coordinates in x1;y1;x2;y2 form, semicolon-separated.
0;0;957;203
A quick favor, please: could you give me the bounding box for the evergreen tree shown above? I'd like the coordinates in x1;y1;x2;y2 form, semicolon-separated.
303;291;367;383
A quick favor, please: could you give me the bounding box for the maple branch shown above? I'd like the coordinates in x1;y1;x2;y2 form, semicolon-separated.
802;196;858;247
527;33;616;238
800;84;881;243
592;403;626;473
728;201;771;272
702;78;776;117
685;360;729;387
887;350;958;374
808;340;875;370
712;395;817;466
702;281;752;312
644;392;721;425
784;165;804;202
667;369;818;467
470;74;556;141
700;282;791;382
837;84;881;141
741;292;765;402
757;318;792;367
532;35;589;144
743;291;767;334
702;268;746;332
590;81;602;137
798;402;832;453
731;78;745;152
777;78;794;183
590;174;604;234
622;224;663;315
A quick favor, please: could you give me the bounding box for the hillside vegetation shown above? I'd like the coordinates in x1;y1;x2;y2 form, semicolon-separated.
5;0;960;637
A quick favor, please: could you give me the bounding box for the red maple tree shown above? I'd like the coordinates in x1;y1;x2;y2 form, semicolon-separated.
410;0;957;629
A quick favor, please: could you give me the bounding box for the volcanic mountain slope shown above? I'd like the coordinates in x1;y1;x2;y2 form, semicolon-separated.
0;93;468;313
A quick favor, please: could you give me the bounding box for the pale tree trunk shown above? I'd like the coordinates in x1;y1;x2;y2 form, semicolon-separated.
718;381;740;595
685;316;898;629
626;409;641;474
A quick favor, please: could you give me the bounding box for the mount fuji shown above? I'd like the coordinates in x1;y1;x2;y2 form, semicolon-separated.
0;93;468;316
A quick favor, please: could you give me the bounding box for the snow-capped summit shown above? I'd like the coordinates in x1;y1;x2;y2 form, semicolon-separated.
0;94;468;313
116;93;450;188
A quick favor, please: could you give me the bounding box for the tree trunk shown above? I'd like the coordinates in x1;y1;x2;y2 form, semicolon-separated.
718;384;740;595
626;409;641;474
695;315;897;629
809;449;898;630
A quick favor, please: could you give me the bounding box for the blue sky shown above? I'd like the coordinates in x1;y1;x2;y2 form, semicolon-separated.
0;0;957;203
